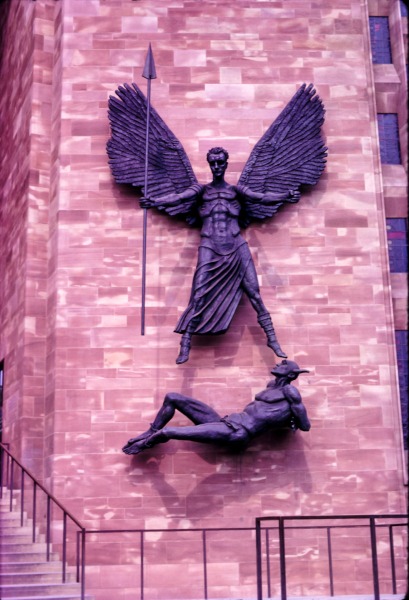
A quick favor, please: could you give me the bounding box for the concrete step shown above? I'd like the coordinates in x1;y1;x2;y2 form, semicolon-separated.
3;597;88;600
0;551;59;562
0;541;50;553
1;560;63;573
3;594;89;600
0;571;76;584
0;488;93;600
0;582;83;598
1;533;45;544
0;510;27;521
1;525;35;535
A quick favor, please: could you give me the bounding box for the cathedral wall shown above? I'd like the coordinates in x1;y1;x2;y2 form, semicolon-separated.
0;1;36;464
0;0;63;475
0;0;406;598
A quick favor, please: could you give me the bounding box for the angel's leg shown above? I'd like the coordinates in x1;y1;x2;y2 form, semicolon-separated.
241;259;287;358
176;247;212;364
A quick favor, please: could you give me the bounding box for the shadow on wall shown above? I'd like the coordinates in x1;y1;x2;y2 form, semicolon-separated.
126;430;312;520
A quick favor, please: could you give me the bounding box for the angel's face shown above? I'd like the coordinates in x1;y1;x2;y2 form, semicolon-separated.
208;153;228;179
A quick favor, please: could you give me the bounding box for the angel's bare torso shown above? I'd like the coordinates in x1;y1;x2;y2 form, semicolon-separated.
200;184;241;245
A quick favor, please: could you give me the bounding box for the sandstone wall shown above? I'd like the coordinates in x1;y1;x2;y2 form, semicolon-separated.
0;0;406;598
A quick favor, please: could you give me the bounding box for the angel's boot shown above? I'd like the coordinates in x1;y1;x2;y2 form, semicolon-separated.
176;333;191;364
257;312;287;358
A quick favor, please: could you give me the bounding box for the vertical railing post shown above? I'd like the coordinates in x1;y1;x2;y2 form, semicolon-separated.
389;524;397;594
0;445;4;497
46;494;51;561
278;517;287;600
140;530;144;600
81;529;86;600
32;482;37;543
20;470;25;526
62;512;67;583
5;448;11;490
202;529;208;599
327;526;334;596
76;530;81;583
369;517;380;600
266;528;271;598
256;518;263;600
9;457;14;511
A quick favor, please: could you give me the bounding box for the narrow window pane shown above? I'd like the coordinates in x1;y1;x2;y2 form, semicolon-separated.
369;16;392;64
377;114;402;164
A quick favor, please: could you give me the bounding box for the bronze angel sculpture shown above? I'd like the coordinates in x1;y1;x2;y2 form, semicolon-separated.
107;83;327;364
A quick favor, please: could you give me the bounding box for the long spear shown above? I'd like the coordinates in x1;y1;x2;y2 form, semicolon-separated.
141;44;157;335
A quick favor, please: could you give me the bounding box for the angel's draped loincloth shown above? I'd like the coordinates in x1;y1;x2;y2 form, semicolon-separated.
174;235;253;335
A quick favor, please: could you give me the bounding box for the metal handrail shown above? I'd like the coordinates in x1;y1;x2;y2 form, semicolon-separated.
255;514;408;600
1;443;407;600
0;443;86;596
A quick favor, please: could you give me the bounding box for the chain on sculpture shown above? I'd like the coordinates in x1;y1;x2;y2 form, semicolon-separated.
107;78;327;365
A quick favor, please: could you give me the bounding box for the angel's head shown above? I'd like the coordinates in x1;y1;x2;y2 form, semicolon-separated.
207;147;229;180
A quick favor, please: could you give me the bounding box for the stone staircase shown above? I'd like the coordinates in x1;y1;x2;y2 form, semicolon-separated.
0;489;90;600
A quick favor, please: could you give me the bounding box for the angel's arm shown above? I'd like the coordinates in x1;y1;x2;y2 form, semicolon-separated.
237;185;300;206
141;184;202;209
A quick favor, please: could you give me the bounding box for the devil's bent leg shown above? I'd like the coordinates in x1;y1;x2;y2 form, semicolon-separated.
151;392;221;428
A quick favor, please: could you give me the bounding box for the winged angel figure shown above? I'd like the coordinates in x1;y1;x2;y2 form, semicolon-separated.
107;83;326;364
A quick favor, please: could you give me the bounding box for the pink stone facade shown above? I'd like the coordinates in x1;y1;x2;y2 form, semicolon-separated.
0;0;407;598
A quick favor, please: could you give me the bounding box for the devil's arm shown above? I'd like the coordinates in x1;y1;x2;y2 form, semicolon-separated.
283;385;311;431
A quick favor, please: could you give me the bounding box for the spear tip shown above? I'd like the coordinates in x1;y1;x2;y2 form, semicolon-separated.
142;43;157;80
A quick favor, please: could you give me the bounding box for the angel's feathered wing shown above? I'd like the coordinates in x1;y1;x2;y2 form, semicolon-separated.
107;83;198;218
238;83;327;224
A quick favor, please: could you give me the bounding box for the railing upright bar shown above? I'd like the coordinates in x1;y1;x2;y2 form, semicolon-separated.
140;530;144;600
0;445;4;498
9;457;14;511
389;524;397;594
76;530;81;583
266;528;271;598
62;511;67;583
255;518;263;600
46;494;51;561
81;529;86;600
5;449;9;489
6;450;10;488
369;517;380;600
32;482;37;543
20;469;25;526
327;526;334;596
202;529;208;599
278;517;287;600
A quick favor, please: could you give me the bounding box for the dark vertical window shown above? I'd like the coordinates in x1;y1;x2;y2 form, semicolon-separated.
377;114;402;164
386;218;408;273
395;332;408;450
400;1;408;17
369;16;392;63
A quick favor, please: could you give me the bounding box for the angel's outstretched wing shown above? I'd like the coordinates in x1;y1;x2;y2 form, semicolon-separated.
238;83;327;224
107;83;198;213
